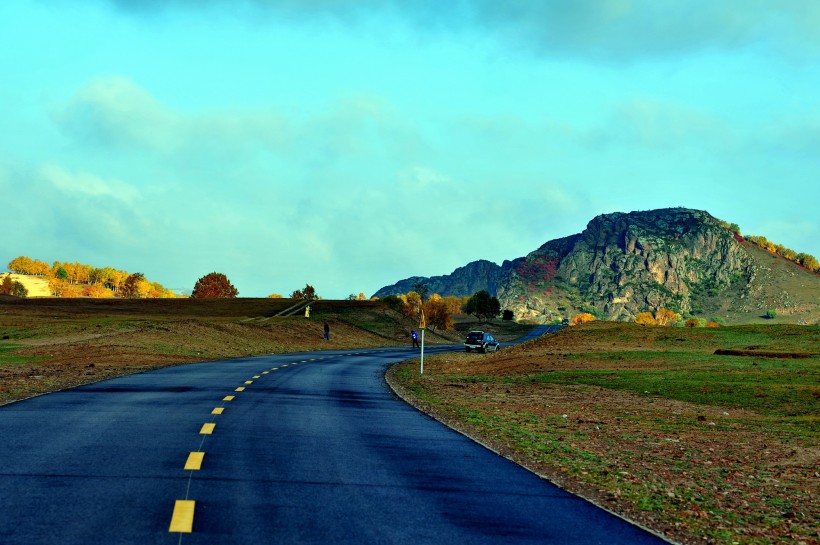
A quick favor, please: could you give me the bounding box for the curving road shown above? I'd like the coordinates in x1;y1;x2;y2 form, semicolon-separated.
0;328;669;544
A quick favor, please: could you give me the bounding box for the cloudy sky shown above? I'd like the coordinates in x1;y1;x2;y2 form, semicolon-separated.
2;1;818;297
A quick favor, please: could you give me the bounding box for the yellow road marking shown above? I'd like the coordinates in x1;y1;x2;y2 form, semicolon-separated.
281;364;288;367
200;423;215;435
262;371;269;375
271;367;278;371
253;375;261;379
235;387;245;392
184;452;205;470
211;407;224;415
223;395;235;401
244;380;253;385
169;500;195;533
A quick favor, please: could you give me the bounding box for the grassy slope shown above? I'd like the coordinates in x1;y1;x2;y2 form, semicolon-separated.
391;321;819;545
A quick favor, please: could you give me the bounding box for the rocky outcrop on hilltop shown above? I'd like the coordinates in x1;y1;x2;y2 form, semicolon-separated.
374;207;819;323
497;208;754;321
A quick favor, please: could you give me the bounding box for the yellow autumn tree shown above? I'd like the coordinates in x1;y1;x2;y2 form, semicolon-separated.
83;284;114;298
634;312;657;325
655;308;680;326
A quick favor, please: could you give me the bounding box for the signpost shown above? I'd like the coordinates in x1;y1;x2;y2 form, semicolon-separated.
419;308;426;375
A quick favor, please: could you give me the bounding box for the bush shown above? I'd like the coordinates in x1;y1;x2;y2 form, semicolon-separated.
10;281;28;298
705;321;720;328
634;312;657;325
766;309;777;319
571;313;596;326
685;318;699;328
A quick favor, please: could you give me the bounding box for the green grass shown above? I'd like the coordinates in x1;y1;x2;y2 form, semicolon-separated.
0;344;43;366
523;358;820;418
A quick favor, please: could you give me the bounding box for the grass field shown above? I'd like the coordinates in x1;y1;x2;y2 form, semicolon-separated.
3;296;817;544
390;322;819;545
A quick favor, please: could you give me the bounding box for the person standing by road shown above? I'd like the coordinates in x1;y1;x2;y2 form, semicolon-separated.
323;322;330;341
411;330;419;349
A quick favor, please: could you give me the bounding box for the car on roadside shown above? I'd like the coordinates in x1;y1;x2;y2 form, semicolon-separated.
464;331;500;353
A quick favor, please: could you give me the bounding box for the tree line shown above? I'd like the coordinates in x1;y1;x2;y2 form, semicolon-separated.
719;222;820;273
6;256;175;298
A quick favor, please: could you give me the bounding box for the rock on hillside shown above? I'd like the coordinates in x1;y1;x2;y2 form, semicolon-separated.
372;259;518;299
374;206;820;324
498;208;755;321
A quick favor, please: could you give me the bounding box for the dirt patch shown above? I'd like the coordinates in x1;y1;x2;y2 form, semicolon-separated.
714;349;811;358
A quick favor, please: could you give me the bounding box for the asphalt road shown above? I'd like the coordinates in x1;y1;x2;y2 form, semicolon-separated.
0;327;670;544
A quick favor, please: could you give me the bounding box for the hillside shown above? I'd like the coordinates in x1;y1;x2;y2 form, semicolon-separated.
0;273;50;297
374;208;820;324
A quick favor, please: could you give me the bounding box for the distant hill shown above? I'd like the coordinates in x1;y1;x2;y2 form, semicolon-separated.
373;208;820;324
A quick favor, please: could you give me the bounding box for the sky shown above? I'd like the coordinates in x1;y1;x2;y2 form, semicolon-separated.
2;1;819;298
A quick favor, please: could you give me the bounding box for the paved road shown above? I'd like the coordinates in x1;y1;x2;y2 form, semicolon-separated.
0;328;669;544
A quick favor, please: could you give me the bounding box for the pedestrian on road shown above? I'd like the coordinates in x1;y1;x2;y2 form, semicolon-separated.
323;322;330;341
411;330;419;349
305;305;311;318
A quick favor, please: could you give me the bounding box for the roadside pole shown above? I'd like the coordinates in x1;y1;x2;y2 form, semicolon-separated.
419;309;426;375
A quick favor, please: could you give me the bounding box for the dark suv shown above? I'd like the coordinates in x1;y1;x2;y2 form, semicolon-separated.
464;331;500;353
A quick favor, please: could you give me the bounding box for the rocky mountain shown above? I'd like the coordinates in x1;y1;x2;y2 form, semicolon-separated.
374;207;820;324
372;259;518;299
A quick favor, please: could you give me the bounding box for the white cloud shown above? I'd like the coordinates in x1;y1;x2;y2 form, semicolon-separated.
41;164;140;203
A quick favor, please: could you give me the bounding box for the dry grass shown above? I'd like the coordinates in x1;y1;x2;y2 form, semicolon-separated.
391;321;819;545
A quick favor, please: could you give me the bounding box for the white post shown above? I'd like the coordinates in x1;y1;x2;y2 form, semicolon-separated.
420;328;425;374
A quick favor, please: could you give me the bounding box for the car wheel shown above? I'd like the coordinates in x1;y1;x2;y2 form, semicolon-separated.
465;347;471;352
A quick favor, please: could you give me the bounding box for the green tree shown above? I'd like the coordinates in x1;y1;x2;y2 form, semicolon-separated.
796;253;820;272
191;272;239;298
11;281;28;298
463;290;501;322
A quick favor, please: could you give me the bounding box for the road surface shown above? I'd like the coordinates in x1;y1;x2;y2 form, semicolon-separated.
0;327;669;544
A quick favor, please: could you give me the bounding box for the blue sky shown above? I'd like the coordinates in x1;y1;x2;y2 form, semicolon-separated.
2;1;819;297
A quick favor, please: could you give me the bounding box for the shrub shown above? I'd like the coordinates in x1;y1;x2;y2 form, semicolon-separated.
634;312;657;326
10;281;28;298
685;318;699;328
705;321;720;328
766;309;777;319
571;313;596;326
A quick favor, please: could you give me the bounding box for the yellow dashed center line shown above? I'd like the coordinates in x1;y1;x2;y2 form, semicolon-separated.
271;367;278;371
169;500;195;533
252;375;261;379
211;407;224;415
281;364;288;367
223;395;235;401
244;380;253;385
184;452;205;471
235;387;245;392
199;423;216;435
262;371;269;375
